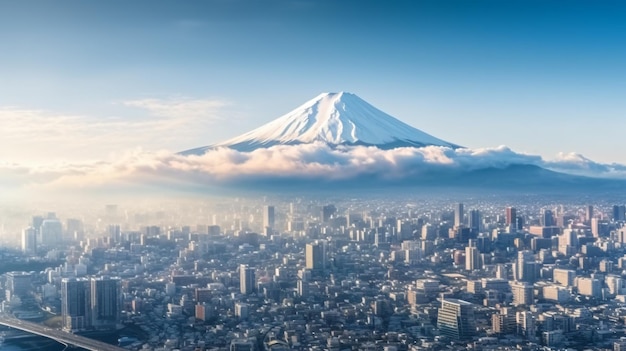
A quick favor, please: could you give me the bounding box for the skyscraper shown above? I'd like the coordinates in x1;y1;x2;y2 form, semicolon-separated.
454;203;464;227
613;205;626;221
591;218;600;237
586;205;594;223
437;298;475;340
514;250;537;283
40;217;63;247
21;227;36;253
468;209;481;232
263;205;275;231
541;209;555;227
306;240;327;272
239;264;255;295
465;240;481;271
506;207;517;227
91;277;121;329
61;278;91;331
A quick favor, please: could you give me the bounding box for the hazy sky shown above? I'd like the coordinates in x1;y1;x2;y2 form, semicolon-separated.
1;0;625;164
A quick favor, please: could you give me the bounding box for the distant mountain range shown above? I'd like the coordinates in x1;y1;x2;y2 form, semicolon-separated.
179;92;626;192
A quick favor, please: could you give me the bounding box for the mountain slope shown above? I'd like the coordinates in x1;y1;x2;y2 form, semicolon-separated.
182;92;460;154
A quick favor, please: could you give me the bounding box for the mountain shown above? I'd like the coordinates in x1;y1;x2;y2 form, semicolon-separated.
181;92;460;154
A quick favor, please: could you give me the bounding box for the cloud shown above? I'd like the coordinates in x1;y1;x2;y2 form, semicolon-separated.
122;97;227;120
0;97;228;163
2;143;625;197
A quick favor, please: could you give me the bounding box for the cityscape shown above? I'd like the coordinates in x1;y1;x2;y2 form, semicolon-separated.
2;1;626;351
2;195;626;351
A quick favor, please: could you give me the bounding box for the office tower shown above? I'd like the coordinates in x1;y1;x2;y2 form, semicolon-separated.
614;205;626;221
263;205;275;231
421;224;436;240
32;215;44;232
541;209;555;227
510;281;534;306
591;218;600;237
21;227;37;253
239;264;255;295
468;210;480;232
437;298;475;340
91;277;121;329
514;250;537;283
553;268;575;286
40;217;63;246
465;240;481;271
585;205;593;223
306;240;327;272
505;207;517;227
454;203;464;227
61;278;91;331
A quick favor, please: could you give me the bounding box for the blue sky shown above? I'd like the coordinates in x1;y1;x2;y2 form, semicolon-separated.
1;0;625;163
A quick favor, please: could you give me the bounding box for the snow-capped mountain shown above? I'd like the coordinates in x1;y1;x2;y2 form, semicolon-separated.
182;92;460;154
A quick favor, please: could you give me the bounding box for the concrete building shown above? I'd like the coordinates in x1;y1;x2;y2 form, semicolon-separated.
510;281;534;306
306;240;327;272
437;298;475;340
21;227;37;253
90;277;121;329
239;264;255;295
61;278;91;331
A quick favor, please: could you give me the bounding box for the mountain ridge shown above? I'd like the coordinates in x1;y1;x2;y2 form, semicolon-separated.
181;92;460;154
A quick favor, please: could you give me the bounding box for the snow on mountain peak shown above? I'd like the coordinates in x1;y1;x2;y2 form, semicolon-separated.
182;92;460;154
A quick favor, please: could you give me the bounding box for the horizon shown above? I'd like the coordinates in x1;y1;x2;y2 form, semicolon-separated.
1;0;625;165
1;0;626;199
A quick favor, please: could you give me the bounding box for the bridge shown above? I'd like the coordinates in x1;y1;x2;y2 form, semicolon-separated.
0;315;127;351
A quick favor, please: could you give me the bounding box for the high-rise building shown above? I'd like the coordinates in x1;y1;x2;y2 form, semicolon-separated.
541;209;555;227
591;218;600;237
465;240;481;271
437;298;475;340
40;218;63;246
239;264;255;295
516;311;536;340
614;205;626;222
514;250;538;283
90;277;121;329
61;278;91;331
454;203;464;227
263;205;275;231
21;227;37;253
468;210;480;232
505;207;517;226
586;205;594;223
306;240;327;272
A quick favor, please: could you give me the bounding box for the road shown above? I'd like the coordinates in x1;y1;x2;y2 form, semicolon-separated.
0;315;127;351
